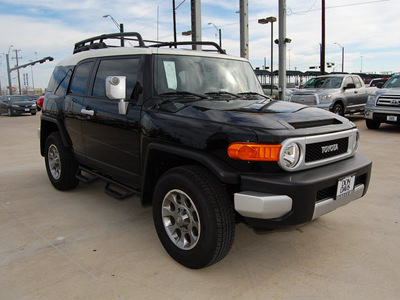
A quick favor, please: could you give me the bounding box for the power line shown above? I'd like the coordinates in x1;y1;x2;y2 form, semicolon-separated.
287;0;389;15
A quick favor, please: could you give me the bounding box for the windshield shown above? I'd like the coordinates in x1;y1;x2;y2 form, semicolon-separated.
154;54;263;96
302;77;343;89
383;76;400;88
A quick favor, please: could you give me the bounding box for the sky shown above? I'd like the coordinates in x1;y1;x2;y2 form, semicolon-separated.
0;0;399;92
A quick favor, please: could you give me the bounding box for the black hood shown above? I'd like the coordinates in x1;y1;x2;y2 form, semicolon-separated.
170;99;349;131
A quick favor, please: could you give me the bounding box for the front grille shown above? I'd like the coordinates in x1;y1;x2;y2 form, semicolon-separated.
290;94;317;105
305;137;348;163
377;94;400;107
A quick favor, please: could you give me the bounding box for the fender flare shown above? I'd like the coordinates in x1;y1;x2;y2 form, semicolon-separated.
143;142;240;185
40;115;72;156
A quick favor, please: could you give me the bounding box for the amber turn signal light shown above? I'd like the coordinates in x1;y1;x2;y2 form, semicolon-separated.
228;143;281;161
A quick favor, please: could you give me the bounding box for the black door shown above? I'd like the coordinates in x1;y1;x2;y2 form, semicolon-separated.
80;57;142;187
64;60;94;157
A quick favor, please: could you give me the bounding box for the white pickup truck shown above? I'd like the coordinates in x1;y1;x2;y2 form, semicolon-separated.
289;74;377;116
364;74;400;129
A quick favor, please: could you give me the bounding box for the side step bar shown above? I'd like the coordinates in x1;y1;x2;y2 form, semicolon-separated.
76;167;140;200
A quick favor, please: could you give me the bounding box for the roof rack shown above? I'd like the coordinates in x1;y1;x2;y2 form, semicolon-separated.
73;32;145;54
73;32;226;55
148;41;226;54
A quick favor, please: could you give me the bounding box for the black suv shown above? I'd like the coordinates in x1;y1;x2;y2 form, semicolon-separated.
39;32;372;269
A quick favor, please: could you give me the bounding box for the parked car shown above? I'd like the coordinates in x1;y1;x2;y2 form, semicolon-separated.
289;74;377;115
0;95;37;116
261;84;279;99
261;84;293;100
364;74;400;129
39;32;371;269
368;78;388;88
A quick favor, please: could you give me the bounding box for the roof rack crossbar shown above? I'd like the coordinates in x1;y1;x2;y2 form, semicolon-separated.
73;32;146;54
149;41;226;54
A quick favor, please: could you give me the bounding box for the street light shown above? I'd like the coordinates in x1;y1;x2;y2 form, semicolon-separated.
334;42;344;72
103;15;124;46
208;22;222;48
258;16;277;98
360;55;364;73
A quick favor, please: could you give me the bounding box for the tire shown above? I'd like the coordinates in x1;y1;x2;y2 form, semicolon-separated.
366;119;380;129
153;165;235;269
31;112;37;116
332;103;344;116
44;132;79;190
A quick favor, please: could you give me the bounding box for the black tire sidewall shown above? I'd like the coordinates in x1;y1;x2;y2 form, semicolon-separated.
44;132;78;190
366;119;380;129
333;103;344;116
153;166;232;269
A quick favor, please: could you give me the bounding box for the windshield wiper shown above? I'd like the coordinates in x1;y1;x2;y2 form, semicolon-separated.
159;91;207;100
237;92;270;99
205;91;240;99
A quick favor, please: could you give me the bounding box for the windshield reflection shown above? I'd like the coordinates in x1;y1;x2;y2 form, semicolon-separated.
154;54;263;96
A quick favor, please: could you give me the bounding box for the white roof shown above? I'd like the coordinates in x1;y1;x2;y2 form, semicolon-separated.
58;46;247;67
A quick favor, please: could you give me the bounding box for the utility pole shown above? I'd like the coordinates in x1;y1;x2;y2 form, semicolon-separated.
191;0;202;50
12;49;22;95
239;0;249;59
6;53;12;95
320;0;326;75
278;0;287;100
172;0;177;45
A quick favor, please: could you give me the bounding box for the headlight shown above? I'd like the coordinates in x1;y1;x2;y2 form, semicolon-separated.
281;143;301;169
11;104;19;108
367;94;377;105
32;104;37;107
318;93;332;103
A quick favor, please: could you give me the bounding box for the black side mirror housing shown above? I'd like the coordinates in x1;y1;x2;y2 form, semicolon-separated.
344;83;356;90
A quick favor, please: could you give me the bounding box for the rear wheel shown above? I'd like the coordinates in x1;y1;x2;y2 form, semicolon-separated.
366;119;381;129
153;165;235;269
44;132;79;190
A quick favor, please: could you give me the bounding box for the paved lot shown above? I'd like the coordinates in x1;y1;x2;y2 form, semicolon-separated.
0;113;399;299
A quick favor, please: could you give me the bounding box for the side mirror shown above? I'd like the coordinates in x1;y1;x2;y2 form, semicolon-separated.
344;83;356;90
377;82;384;88
106;76;128;115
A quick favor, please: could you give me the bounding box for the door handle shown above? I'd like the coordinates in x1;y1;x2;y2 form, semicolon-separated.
81;108;94;116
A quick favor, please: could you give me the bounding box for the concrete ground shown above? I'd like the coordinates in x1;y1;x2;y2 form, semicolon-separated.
0;113;399;300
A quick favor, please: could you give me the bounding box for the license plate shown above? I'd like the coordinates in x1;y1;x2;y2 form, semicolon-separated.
25;108;30;112
387;115;397;122
336;175;355;199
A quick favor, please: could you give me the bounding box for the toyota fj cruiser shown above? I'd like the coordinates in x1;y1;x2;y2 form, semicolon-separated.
39;32;372;269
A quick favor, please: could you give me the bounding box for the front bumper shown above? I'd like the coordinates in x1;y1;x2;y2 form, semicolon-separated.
234;154;372;228
10;107;37;114
365;107;400;124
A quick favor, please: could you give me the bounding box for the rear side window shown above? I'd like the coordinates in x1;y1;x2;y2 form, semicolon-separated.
92;58;140;98
47;66;73;95
69;61;94;95
352;76;363;88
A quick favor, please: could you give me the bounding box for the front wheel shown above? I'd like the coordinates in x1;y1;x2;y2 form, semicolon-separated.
332;103;344;116
366;119;381;129
44;132;79;190
153;165;235;269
